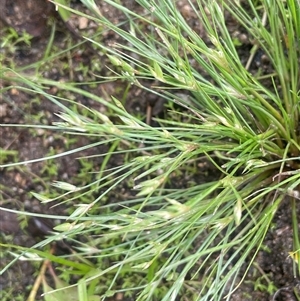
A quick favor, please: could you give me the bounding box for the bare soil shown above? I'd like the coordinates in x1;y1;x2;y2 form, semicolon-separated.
0;1;299;301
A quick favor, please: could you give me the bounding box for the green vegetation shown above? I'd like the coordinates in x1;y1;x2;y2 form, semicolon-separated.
1;0;299;300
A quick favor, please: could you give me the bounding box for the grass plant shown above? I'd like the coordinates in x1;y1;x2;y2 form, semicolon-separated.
1;0;299;300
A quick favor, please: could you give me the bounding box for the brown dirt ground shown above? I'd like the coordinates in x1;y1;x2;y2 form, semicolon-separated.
0;1;299;301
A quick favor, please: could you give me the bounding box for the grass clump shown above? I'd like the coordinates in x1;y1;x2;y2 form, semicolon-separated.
1;0;300;300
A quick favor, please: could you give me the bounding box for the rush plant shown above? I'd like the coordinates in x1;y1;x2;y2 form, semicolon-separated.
1;0;299;300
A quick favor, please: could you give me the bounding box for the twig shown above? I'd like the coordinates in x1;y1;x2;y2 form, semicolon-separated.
26;245;55;301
